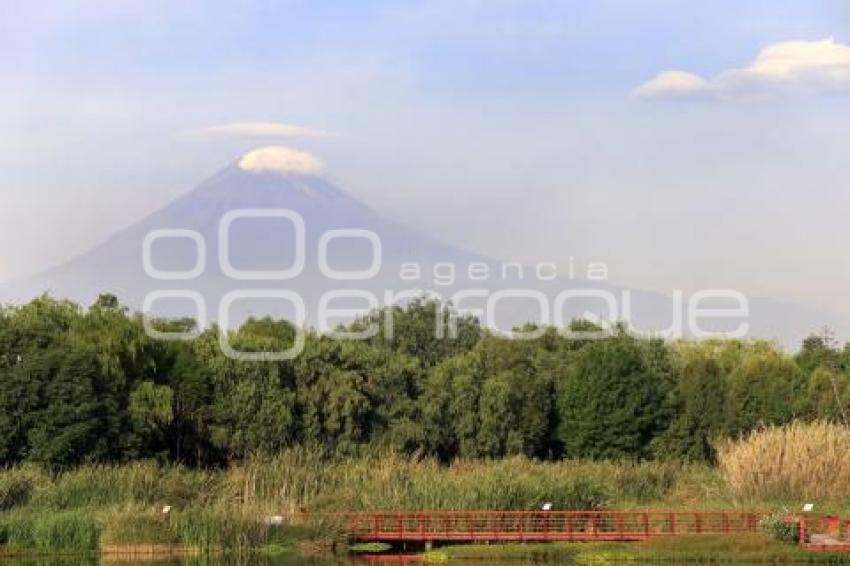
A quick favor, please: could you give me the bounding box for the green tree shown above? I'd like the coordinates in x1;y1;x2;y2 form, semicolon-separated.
210;376;296;458
294;336;420;453
477;371;522;456
351;298;482;368
167;340;217;465
421;331;571;460
725;349;805;436
656;355;727;461
805;367;850;424
201;320;299;460
24;349;117;466
421;351;478;459
557;334;671;460
796;331;842;375
129;380;175;456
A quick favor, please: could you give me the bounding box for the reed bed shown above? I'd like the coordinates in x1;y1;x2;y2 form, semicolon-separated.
0;452;704;515
716;421;850;502
229;452;692;511
0;450;724;553
4;433;849;555
0;509;99;552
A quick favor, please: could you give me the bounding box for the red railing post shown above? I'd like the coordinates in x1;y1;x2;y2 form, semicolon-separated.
519;511;524;541
799;517;806;547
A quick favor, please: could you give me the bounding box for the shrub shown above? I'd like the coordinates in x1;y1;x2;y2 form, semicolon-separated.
759;512;800;544
0;467;44;510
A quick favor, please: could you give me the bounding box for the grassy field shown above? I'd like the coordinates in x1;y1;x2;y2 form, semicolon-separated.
2;423;850;558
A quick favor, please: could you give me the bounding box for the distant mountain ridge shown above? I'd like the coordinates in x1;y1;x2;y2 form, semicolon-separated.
2;162;849;349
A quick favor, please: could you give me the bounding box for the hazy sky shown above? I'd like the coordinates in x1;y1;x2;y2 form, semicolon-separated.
3;0;850;314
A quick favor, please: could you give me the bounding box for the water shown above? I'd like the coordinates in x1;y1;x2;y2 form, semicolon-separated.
0;555;417;566
0;557;346;566
0;547;732;565
0;554;570;566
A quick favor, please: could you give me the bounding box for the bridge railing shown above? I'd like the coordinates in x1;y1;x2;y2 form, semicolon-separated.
325;510;762;541
799;515;850;552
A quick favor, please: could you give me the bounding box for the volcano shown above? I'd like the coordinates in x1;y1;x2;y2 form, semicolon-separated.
2;149;849;348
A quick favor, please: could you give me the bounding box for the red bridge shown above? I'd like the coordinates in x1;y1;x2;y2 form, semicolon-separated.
332;510;762;542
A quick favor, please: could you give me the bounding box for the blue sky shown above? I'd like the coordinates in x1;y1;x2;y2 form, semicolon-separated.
3;0;850;314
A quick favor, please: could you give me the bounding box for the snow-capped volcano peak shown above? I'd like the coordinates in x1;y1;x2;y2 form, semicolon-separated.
237;146;322;175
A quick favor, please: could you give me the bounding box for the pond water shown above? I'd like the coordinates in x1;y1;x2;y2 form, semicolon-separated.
0;555;568;566
0;555;381;566
0;546;760;565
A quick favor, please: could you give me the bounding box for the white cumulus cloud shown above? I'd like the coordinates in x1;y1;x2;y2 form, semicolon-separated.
193;121;336;138
634;37;850;100
238;146;323;174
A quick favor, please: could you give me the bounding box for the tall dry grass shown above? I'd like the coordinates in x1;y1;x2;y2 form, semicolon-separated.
716;421;850;501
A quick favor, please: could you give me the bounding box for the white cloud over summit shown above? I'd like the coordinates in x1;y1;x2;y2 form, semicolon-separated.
194;121;336;138
635;37;850;100
238;146;323;174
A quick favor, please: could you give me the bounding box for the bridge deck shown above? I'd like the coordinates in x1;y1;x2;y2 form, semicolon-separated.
331;510;761;542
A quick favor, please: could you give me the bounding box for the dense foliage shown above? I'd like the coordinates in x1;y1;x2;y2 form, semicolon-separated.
0;293;846;468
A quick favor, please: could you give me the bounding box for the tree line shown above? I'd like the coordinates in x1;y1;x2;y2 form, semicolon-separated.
1;293;847;468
